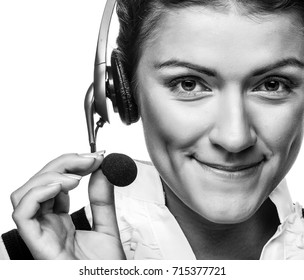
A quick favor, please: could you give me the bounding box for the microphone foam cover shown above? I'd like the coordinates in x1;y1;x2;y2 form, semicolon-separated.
100;153;138;187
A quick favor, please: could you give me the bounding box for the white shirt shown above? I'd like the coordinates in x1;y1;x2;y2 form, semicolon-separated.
1;160;304;259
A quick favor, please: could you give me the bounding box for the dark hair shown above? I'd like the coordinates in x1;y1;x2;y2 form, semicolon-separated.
115;0;304;86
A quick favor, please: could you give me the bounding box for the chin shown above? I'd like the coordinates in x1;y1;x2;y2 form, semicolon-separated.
188;193;261;224
201;208;255;224
206;210;253;224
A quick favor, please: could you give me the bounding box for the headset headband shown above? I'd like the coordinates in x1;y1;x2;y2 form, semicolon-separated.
93;0;117;122
95;0;117;65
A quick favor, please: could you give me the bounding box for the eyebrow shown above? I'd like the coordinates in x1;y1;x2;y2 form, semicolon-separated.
154;59;217;77
251;58;304;77
154;57;304;77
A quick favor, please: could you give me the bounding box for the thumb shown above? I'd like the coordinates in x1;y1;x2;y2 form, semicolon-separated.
88;168;120;239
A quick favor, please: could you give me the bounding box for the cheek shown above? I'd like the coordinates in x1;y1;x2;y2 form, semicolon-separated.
252;101;304;164
138;89;213;152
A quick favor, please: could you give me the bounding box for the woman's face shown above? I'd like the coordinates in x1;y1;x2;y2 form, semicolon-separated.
136;7;304;223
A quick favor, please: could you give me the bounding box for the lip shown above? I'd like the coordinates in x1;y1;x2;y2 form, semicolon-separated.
194;158;265;179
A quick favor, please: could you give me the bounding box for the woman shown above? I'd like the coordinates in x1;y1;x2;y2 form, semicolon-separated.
1;0;304;259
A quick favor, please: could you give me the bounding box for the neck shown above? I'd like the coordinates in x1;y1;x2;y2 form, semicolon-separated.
162;182;280;260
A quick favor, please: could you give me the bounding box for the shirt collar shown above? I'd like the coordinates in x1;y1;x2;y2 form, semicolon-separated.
268;178;294;223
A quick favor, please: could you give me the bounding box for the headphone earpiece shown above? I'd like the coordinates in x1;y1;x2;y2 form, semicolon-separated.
107;49;139;125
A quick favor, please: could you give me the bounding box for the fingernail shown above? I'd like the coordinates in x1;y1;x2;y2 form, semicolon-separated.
79;153;98;159
79;150;106;158
45;182;62;191
46;182;62;187
63;174;82;180
96;150;106;156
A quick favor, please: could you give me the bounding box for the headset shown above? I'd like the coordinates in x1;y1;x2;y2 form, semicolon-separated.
84;0;139;153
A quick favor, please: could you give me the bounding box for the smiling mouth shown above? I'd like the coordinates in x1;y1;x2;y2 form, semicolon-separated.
194;158;265;179
204;161;263;172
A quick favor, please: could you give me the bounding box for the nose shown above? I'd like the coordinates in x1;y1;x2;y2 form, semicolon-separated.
209;90;257;153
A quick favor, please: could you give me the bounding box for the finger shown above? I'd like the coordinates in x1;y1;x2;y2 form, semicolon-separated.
11;172;81;209
11;151;105;209
12;183;62;241
40;192;70;214
35;151;105;176
53;191;70;213
40;198;55;215
88;168;120;238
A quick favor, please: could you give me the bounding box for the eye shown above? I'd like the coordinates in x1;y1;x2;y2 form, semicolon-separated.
254;80;285;92
181;80;197;91
168;77;212;100
263;80;280;91
252;77;296;99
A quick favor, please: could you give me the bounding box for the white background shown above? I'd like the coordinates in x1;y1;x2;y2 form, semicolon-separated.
0;0;303;234
0;0;149;233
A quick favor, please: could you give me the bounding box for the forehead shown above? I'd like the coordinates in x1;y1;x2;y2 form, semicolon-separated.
141;7;304;75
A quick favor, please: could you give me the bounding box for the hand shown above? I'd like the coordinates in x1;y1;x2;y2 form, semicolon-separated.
10;152;126;260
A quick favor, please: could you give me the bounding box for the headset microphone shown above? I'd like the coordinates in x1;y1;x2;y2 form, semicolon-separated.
101;153;138;186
